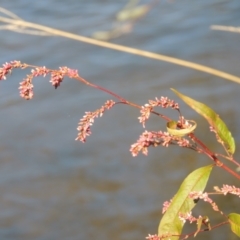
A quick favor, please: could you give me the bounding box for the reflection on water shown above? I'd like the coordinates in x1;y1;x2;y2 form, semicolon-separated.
0;0;240;240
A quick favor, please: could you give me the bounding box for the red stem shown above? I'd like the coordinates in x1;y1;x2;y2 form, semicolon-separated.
190;133;240;180
75;74;171;121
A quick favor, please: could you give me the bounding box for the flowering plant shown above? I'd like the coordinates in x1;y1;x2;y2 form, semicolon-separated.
1;61;240;239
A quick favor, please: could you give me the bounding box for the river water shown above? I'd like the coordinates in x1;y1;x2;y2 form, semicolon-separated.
0;1;240;240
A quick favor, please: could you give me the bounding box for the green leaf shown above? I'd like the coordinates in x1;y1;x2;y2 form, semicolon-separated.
171;88;235;155
228;213;240;237
158;165;213;240
166;120;197;137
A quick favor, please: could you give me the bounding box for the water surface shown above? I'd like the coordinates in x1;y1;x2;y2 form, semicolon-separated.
0;1;240;240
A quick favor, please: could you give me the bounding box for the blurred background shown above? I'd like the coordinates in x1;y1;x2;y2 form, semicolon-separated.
0;0;240;239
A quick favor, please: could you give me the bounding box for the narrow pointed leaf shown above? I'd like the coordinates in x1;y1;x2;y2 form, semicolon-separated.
228;213;240;237
158;165;213;240
171;88;235;155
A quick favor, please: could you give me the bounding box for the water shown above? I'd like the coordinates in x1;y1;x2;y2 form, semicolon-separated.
0;1;240;239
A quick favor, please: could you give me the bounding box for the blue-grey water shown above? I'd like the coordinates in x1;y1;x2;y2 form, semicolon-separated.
0;1;240;240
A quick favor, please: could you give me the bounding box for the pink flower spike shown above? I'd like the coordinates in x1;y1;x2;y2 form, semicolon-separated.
130;130;185;156
189;191;221;213
19;76;34;100
0;61;25;80
0;62;13;80
221;185;240;197
162;199;172;214
178;211;197;224
138;104;152;128
151;96;179;110
75;100;115;143
50;71;64;89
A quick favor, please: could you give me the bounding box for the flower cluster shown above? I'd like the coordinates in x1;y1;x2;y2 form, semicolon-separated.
19;75;34;100
189;191;220;213
178;212;211;238
162;199;172;214
219;184;240;197
178;211;198;224
75;100;115;142
138;104;153;128
138;97;179;127
49;67;78;89
146;234;160;240
50;71;64;89
1;61;80;99
17;66;51;100
130;130;192;157
146;233;175;240
18;66;50;99
130;131;169;156
149;97;179;109
209;125;225;149
31;66;49;77
0;61;25;80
